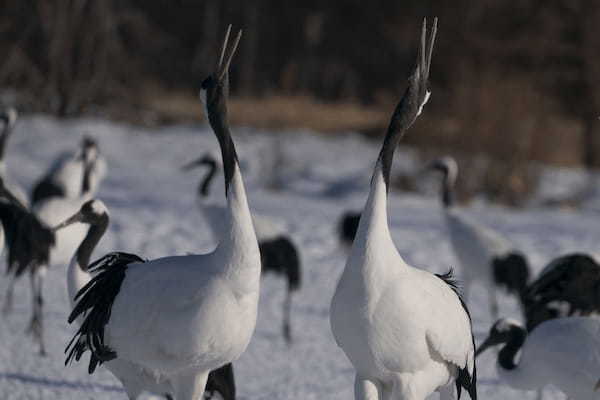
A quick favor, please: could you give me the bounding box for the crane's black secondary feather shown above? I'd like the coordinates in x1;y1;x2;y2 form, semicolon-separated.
65;252;145;373
259;236;301;291
435;269;478;400
0;201;54;277
206;363;236;400
31;179;65;206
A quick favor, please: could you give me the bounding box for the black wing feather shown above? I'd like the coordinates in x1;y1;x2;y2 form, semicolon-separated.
65;252;145;373
0;201;54;276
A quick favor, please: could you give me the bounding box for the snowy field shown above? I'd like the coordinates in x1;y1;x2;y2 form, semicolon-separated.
1;114;599;399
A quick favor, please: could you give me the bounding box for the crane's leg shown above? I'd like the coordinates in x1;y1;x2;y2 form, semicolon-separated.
354;375;380;400
535;388;543;400
489;287;499;320
438;384;454;400
26;270;45;356
172;370;208;400
283;288;292;344
2;273;16;314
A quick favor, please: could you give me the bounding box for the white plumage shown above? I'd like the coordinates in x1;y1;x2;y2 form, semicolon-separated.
59;199;233;400
182;152;287;243
330;18;477;400
66;27;258;400
31;136;107;205
429;156;530;317
34;139;104;266
477;316;600;400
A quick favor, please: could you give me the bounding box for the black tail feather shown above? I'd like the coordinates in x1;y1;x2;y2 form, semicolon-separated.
436;269;477;400
65;252;145;373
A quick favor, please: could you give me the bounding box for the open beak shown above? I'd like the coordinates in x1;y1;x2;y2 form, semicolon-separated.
54;212;83;232
475;336;496;358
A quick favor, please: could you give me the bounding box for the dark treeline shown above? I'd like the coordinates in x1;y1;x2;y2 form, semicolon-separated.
1;0;599;173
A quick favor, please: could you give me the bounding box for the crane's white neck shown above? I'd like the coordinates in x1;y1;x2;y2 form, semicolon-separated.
350;163;403;267
216;163;261;291
67;257;91;310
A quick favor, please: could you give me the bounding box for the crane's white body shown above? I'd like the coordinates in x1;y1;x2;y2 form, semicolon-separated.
101;166;259;399
443;208;513;302
67;240;172;399
35;196;90;266
331;171;475;400
493;317;600;400
42;150;107;199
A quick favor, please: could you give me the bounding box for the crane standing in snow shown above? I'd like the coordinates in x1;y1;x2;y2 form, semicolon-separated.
65;26;259;400
56;199;236;400
0;177;55;355
182;153;301;343
429;156;530;318
330;18;477;400
477;316;600;400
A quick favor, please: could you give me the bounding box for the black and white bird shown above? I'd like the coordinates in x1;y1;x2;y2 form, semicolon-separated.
0;107;29;256
31;135;106;206
476;317;600;400
0;107;29;207
0;177;55;355
330;18;477;400
183;152;301;343
429;156;530;317
33;138;102;267
56;199;236;400
522;252;600;331
65;26;259;400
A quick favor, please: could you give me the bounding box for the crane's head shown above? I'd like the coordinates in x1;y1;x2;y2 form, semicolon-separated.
405;17;437;120
199;25;242;127
427;156;457;183
54;199;109;231
0;107;17;133
181;152;220;197
475;318;525;357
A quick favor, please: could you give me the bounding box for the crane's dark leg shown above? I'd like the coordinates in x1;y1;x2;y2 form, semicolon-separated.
2;273;16;314
26;270;46;356
283;288;292;344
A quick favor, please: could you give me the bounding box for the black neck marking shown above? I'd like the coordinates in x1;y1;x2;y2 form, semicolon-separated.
0;117;13;161
199;158;217;197
81;156;93;196
442;174;454;207
204;76;239;197
76;213;109;271
498;328;527;370
376;85;418;191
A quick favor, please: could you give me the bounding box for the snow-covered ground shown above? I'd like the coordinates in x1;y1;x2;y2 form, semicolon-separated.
1;114;598;399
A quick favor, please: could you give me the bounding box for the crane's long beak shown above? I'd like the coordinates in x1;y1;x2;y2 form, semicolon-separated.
475;336;496;357
54;212;83;232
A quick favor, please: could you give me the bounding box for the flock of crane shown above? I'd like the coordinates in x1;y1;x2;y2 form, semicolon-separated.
0;18;599;400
